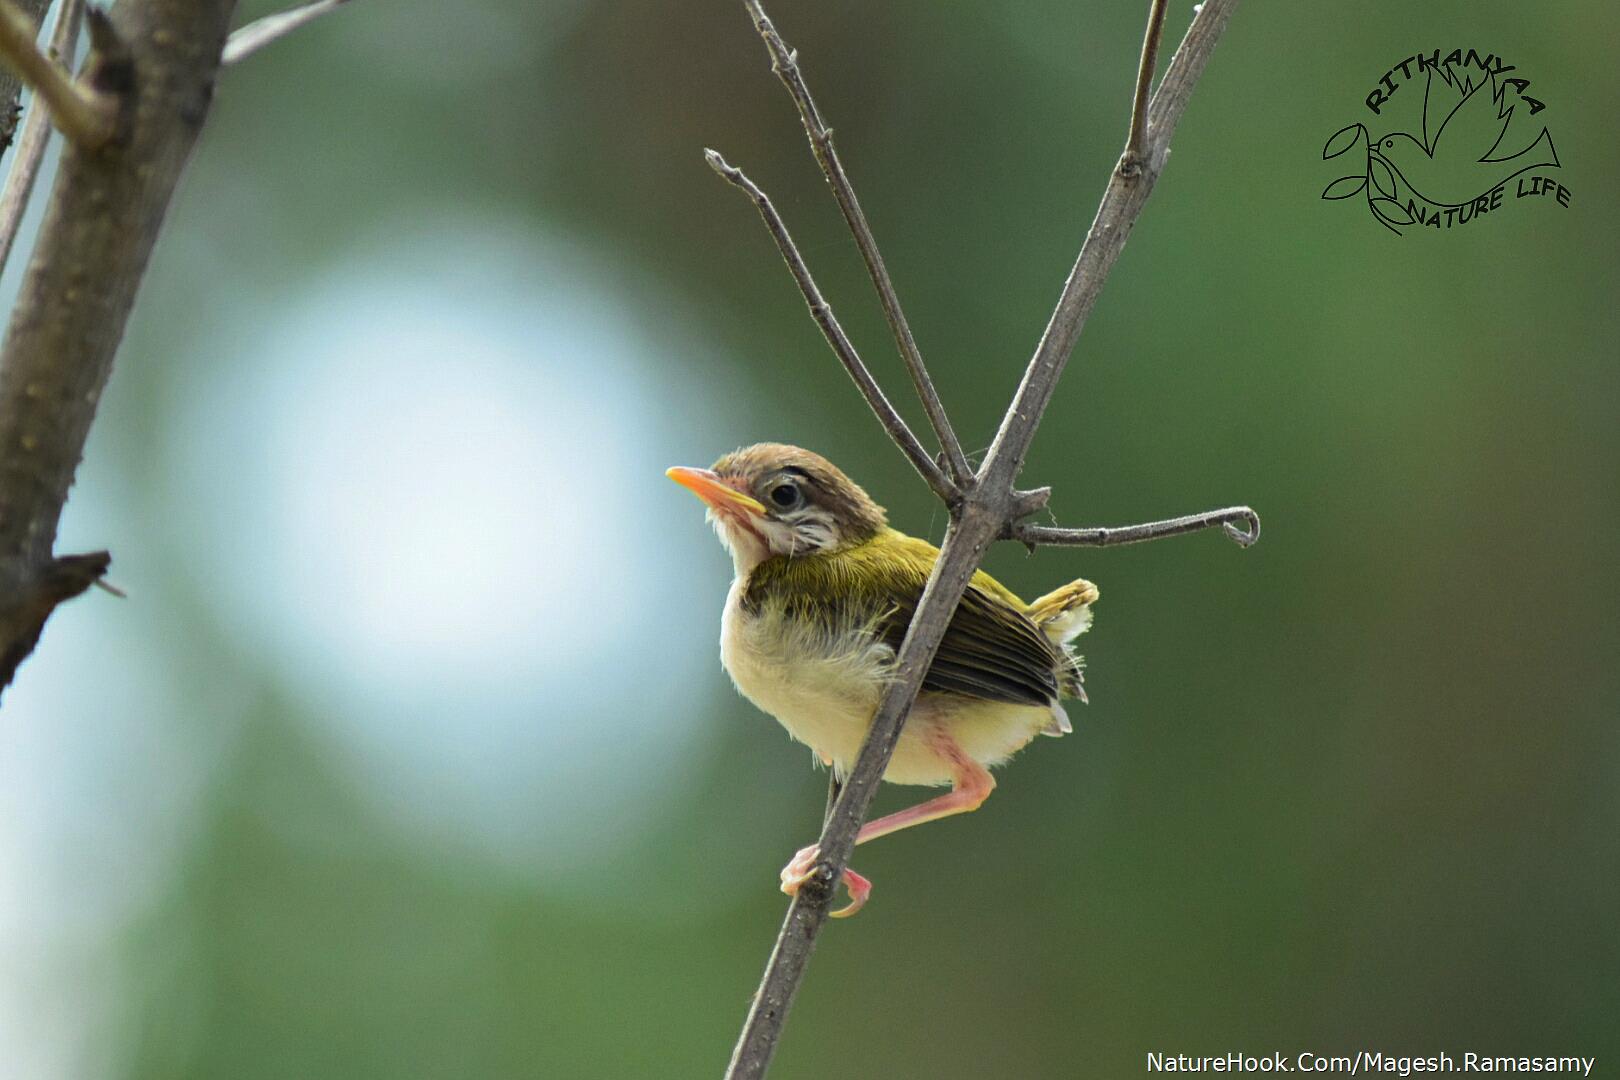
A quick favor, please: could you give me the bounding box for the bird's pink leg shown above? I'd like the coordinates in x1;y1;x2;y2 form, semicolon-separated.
779;723;994;917
854;725;996;845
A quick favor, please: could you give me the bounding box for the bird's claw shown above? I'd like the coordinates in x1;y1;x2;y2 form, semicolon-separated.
779;844;821;890
828;868;872;918
779;844;873;918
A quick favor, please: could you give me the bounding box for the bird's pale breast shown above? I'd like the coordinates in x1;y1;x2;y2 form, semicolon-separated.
719;578;1050;786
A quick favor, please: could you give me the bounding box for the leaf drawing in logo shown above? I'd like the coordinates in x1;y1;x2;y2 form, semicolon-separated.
1369;156;1397;199
1322;122;1366;160
1322;175;1367;200
1370;198;1416;228
1321;123;1371;204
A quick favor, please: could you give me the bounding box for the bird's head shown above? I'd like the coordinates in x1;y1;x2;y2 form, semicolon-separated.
667;443;887;573
1371;131;1428;166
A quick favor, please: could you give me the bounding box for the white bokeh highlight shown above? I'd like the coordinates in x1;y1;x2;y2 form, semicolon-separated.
0;222;748;1074
166;226;730;885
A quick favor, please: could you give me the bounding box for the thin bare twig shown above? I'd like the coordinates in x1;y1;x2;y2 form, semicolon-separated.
1009;505;1260;549
1122;0;1169;174
979;0;1237;497
0;0;114;147
722;1;1244;1077
820;773;842;830
221;0;352;65
0;0;83;274
741;0;972;489
0;0;50;155
706;148;958;504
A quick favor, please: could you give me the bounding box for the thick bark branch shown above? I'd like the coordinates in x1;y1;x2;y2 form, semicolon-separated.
0;0;239;695
724;2;1246;1076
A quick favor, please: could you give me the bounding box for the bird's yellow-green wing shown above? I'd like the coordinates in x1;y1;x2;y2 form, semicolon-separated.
746;529;1068;708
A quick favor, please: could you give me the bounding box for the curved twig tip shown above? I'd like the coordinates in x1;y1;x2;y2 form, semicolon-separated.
1001;503;1262;550
704;147;734;175
1222;507;1260;548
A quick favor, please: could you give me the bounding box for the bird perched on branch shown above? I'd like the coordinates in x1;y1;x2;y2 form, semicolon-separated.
668;443;1097;916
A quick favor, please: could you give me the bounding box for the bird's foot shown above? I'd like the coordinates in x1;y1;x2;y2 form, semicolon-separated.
779;844;873;918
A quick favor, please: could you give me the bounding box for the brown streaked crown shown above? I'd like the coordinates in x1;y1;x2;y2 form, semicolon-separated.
712;443;887;543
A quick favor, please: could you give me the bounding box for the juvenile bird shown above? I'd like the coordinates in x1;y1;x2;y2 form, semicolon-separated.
668;443;1097;916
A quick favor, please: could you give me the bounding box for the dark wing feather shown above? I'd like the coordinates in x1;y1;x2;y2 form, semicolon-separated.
744;532;1064;708
877;581;1061;708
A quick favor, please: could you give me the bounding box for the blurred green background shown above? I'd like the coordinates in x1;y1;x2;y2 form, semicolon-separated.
2;0;1616;1076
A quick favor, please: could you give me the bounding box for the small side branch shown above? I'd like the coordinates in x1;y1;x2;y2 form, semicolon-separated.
741;0;971;488
221;0;354;66
1121;0;1169;175
0;0;84;274
0;0;116;148
1008;505;1260;549
705;148;957;504
0;549;106;691
0;0;51;155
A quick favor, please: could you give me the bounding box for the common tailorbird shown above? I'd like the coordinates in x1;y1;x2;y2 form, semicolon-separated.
668;443;1097;916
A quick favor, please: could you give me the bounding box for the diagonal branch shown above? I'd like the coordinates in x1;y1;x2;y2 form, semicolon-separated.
723;1;1246;1077
221;0;354;66
706;148;958;504
1008;505;1261;549
741;0;972;488
0;0;84;275
0;0;116;148
977;0;1239;497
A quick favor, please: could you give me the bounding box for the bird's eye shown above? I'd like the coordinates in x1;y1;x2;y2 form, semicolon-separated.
769;483;800;509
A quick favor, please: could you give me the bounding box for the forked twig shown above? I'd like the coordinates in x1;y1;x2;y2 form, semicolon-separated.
741;0;972;488
706;148;957;503
719;2;1248;1076
0;0;115;147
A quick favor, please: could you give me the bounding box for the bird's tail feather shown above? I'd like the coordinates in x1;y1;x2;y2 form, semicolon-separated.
1029;578;1098;731
1027;578;1099;645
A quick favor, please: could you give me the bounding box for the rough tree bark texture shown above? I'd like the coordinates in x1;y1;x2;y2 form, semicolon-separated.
0;0;238;694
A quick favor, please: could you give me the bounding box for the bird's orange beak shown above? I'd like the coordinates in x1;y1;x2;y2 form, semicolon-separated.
666;466;767;516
